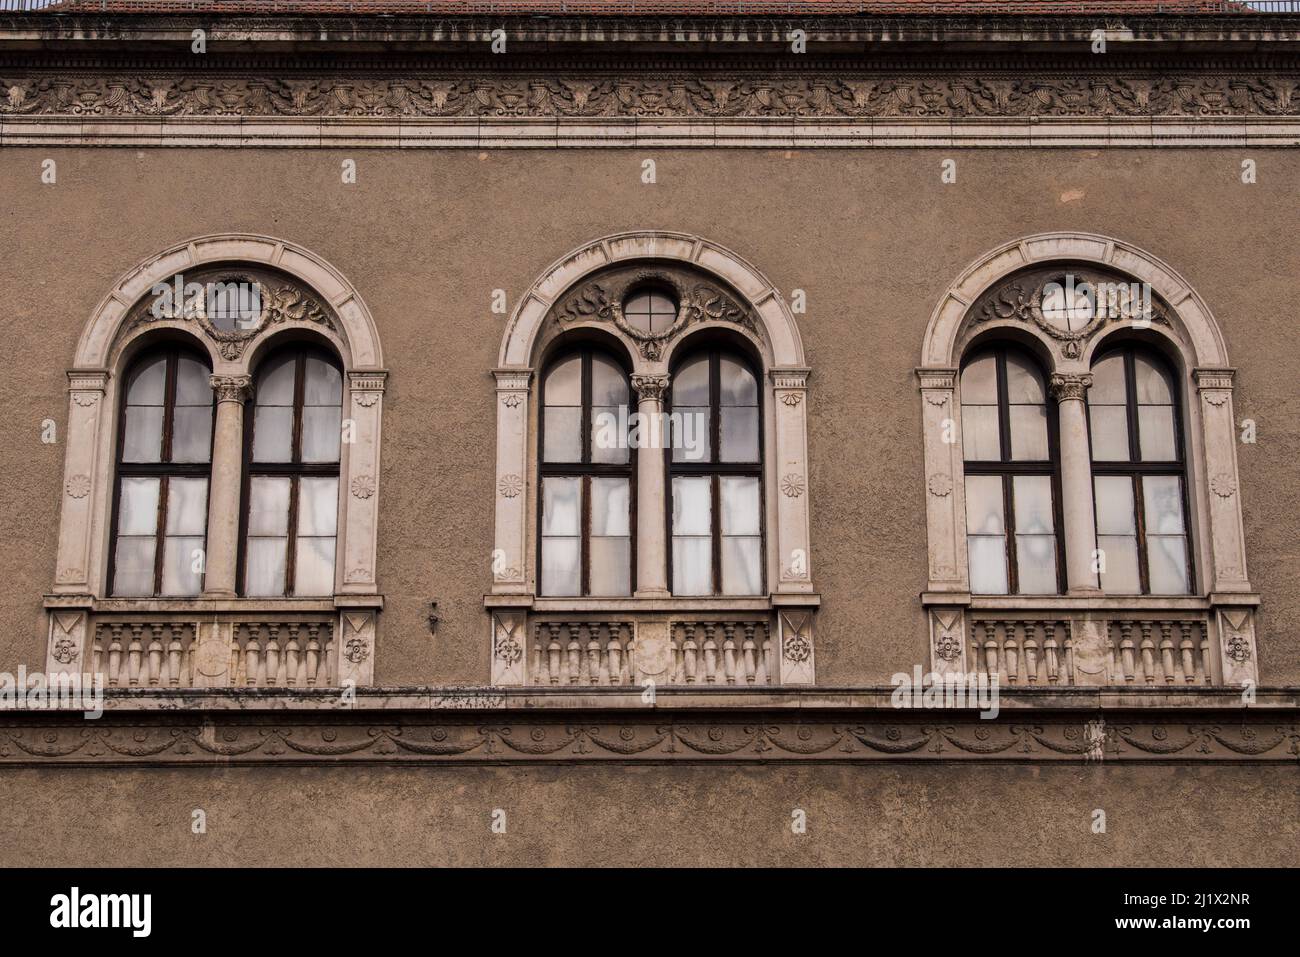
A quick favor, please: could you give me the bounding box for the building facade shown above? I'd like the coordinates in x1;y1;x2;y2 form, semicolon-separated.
1;0;1298;865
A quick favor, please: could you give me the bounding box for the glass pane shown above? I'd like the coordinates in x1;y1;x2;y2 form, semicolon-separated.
590;355;628;407
964;475;1005;535
293;536;336;596
126;356;167;405
256;354;297;406
1041;281;1094;332
1143;475;1186;535
719;356;758;406
303;356;342;406
122;406;164;462
171;405;213;463
541;477;581;536
161;536;204;596
247;477;290;536
961;405;1001;461
720;476;761;536
672;537;712;596
673;355;710;406
112;537;156;596
1089;406;1130;461
1016;534;1058;594
968;535;1008;595
1138;406;1177;462
541;537;580;596
591;405;629;465
173;356;212;406
164;477;208;536
1134;355;1173;405
1094;476;1136;535
543;407;582;463
1008;404;1049;461
591;478;630;537
252;406;294;463
719;406;759;462
1098;534;1141;593
1004;353;1045;404
721;536;762;595
672;477;712;536
301;405;342;463
117;477;160;536
960;354;997;405
245;538;287;596
1147;535;1190;594
624;291;677;334
297;477;338;537
671;406;711;463
588;536;631;596
543;355;581;406
1089;354;1127;405
1012;475;1055;535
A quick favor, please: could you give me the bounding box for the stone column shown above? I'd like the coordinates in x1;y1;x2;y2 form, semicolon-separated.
1193;368;1251;594
772;368;813;593
53;370;110;595
339;371;387;594
203;374;252;597
1050;373;1101;594
631;374;669;597
492;368;532;594
915;368;965;592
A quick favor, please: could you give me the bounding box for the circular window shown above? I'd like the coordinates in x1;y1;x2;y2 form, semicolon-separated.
622;289;678;334
1040;278;1095;333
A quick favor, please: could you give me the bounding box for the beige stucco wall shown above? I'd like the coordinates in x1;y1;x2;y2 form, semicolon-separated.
0;762;1294;866
3;147;1298;686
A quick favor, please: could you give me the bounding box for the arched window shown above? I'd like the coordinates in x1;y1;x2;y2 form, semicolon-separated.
241;347;343;597
1087;347;1192;594
623;288;678;334
960;348;1063;595
668;350;763;596
109;348;214;596
539;349;633;597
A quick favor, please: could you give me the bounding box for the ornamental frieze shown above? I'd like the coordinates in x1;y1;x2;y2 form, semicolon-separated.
2;74;1299;118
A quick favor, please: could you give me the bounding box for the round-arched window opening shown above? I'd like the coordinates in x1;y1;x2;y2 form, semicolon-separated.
623;288;678;335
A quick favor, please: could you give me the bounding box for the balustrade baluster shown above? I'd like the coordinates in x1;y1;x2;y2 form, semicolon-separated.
1004;622;1019;685
682;623;698;684
1139;621;1155;685
285;624;302;687
305;624;321;687
1178;621;1196;685
742;623;757;685
1119;620;1136;683
1023;621;1039;684
1159;621;1176;684
702;623;718;684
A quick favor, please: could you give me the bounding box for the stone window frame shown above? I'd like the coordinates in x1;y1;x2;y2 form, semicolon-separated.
46;234;386;685
918;232;1258;685
490;231;816;685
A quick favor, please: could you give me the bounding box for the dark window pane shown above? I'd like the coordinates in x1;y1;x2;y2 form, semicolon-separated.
1094;476;1136;535
117;477;160;536
588;536;630;596
1142;476;1186;535
1098;534;1141;593
1089;406;1130;461
671;406;710;462
541;538;580;596
964;475;1005;536
126;355;167;406
543;407;583;463
961;405;1001;461
1134;355;1173;405
1004;353;1045;404
170;405;213;463
1147;535;1190;594
301;405;342;463
1015;534;1058;594
672;477;712;536
671;537;712;596
968;535;1009;595
1088;353;1127;405
122;406;164;462
1008;404;1049;461
591;405;629;465
544;355;581;406
252;406;294;463
1138;406;1177;461
721;536;762;595
590;478;630;537
590;355;628;407
245;538;287;597
542;477;581;537
1012;475;1054;535
720;477;761;536
293;536;336;596
297;477;339;537
161;536;204;596
960;353;997;405
247;476;290;536
164;477;208;536
174;356;213;407
256;354;296;406
719;406;760;462
112;537;157;596
624;291;677;334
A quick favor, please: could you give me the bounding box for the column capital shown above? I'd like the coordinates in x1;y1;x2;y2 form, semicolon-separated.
209;374;252;404
1192;367;1236;393
631;373;670;403
67;369;110;394
348;369;388;393
914;367;958;392
492;367;534;392
771;367;812;391
1049;372;1093;403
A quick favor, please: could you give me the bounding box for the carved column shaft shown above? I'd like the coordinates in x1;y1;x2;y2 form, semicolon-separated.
772;368;813;593
54;371;110;594
1194;368;1250;593
492;368;532;594
340;372;386;594
203;375;252;597
1050;373;1101;593
631;374;670;597
916;369;966;591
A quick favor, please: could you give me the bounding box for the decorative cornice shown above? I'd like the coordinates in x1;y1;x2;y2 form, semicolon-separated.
3;73;1299;121
0;691;1296;765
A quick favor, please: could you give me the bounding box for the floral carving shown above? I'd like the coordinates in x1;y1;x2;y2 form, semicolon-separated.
51;638;79;665
780;392;803;406
1225;633;1252;663
784;633;812;664
934;634;962;662
1211;473;1237;498
64;474;91;499
343;637;371;664
494;636;523;666
498;474;524;498
4;74;1299;121
71;393;100;407
781;474;805;498
350;474;376;499
353;392;380;408
501;393;522;409
927;473;953;497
